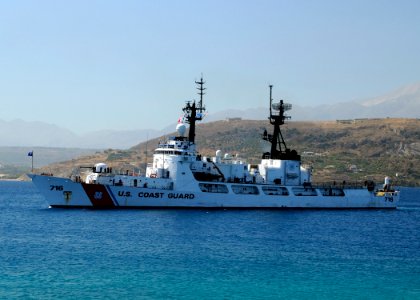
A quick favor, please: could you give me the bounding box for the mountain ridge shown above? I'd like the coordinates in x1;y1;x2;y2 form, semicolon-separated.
1;81;419;149
35;117;420;186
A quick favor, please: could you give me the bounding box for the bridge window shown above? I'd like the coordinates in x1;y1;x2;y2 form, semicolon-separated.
292;187;318;196
231;185;259;195
199;183;228;193
262;186;289;196
321;188;345;196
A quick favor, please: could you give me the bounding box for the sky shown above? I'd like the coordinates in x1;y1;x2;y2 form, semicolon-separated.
1;0;419;134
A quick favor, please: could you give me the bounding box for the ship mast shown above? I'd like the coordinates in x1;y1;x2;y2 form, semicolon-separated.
262;85;300;161
182;76;206;143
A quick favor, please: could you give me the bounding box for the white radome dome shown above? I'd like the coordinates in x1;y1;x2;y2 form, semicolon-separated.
176;123;186;136
94;163;108;172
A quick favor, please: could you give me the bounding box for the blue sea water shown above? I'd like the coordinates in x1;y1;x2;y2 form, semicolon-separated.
0;182;419;299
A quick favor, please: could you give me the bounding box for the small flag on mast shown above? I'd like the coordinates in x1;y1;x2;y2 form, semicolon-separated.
28;150;34;173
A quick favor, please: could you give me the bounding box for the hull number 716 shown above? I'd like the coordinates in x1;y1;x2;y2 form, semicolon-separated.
50;185;63;191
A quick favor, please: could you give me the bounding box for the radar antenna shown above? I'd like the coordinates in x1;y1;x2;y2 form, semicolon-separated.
195;76;206;114
183;76;206;143
262;85;300;161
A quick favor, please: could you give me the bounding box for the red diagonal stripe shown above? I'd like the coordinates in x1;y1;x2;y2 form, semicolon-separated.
81;183;115;208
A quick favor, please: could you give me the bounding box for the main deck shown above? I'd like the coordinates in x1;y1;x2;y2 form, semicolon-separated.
30;174;399;209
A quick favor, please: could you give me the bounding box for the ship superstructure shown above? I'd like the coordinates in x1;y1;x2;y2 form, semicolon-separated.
29;78;399;208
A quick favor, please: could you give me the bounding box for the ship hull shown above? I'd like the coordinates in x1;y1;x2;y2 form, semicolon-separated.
30;174;399;209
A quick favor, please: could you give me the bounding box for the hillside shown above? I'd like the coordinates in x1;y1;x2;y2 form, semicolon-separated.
1;82;419;149
35;118;420;186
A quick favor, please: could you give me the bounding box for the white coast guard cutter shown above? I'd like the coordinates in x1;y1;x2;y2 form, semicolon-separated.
29;78;399;209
